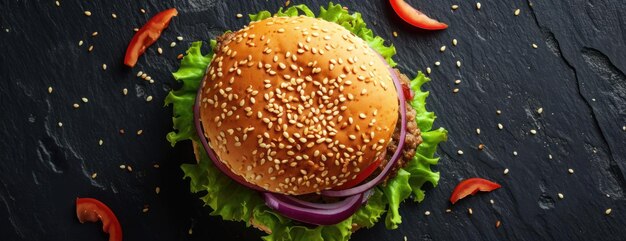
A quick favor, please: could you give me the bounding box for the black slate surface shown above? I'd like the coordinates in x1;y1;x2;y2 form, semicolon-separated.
1;0;625;240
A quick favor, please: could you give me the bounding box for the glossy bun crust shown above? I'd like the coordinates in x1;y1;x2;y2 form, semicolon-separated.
199;16;398;195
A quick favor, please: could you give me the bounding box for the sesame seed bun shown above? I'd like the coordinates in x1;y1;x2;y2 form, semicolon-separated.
198;16;399;195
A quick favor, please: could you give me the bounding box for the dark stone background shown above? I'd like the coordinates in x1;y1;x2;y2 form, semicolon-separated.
1;0;624;240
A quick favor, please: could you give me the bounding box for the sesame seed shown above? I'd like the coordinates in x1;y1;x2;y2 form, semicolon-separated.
514;9;521;16
133;28;139;32
549;154;553;159
476;2;481;9
435;61;441;66
58;122;63;127
496;110;502;115
81;97;89;103
78;40;83;46
455;79;461;84
496;220;501;228
146;96;153;102
170;42;176;47
84;11;92;16
137;71;143;77
478;143;485;150
140;8;146;14
605;208;612;215
91;173;97;179
557;193;564;199
359;113;366;119
91;31;98;37
532;43;538;49
176;36;183;41
568;168;574;174
445;209;452;213
48;86;53;93
453;39;458;46
88;45;94;52
424;211;431;216
122;88;128;95
73;103;80;109
136;130;143;135
98;139;104;146
530;129;537;135
120;164;126;169
490;199;495;204
393;31;398;37
55;1;60;6
497;123;504;129
513;151;518;156
157;47;163;54
451;5;459;10
111;13;117;19
236;13;243;18
457;150;464;155
537;107;543;114
440;46;446;52
426;67;431;74
503;168;509;175
476;128;481;135
127;165;133;172
102;64;107;70
456;60;461;68
468;208;473;215
453;88;460;93
155;187;161;194
142;207;149;213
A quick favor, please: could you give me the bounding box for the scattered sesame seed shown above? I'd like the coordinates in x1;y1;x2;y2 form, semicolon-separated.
48;86;53;94
170;42;176;47
497;123;504;129
549;154;553;159
426;67;432;74
146;96;153;102
457;150;464;155
453;88;459;93
119;164;126;169
142;207;149;213
73;103;80;109
490;199;495;204
445;209;452;213
102;64;107;70
454;79;461;84
532;43;538;49
236;13;243;18
81;97;89;103
558;193;564;199
537;107;543;114
88;45;94;52
91;31;98;37
111;13;117;19
440;45;446;52
435;61;441;66
451;5;459;10
78;40;84;46
188;228;193;235
530;129;537;135
478;143;485;150
98;139;103;146
452;39;458;46
404;236;407;241
55;1;60;6
157;47;163;54
127;165;133;172
136;129;143;135
568;168;574;174
133;28;139;32
468;208;473;215
623;126;626;131
514;9;521;16
153;164;160;168
424;211;431;216
503;168;509;175
513;151;518;156
496;110;502;115
456;60;461;68
91;173;97;179
476;128;481;135
496;220;501;228
393;31;398;37
84;11;92;16
476;2;482;10
58;122;63;127
605;208;612;215
140;8;146;14
155;187;161;194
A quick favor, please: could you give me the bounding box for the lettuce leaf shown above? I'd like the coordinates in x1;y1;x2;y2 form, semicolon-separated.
166;3;446;241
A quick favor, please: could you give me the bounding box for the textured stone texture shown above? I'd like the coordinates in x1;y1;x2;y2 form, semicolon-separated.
0;0;624;240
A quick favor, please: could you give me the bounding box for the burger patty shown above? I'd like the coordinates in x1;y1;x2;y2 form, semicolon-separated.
381;69;423;180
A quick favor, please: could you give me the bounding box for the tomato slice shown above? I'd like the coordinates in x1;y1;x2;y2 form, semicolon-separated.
449;178;501;204
334;158;383;190
401;82;413;100
124;8;178;67
389;0;448;30
76;198;123;241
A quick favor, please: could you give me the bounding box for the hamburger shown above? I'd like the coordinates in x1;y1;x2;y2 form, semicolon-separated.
166;3;447;240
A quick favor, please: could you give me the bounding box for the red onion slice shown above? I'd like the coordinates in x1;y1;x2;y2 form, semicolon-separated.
194;76;265;191
320;61;407;197
263;192;365;226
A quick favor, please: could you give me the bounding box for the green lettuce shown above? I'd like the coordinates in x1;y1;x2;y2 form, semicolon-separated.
166;3;447;241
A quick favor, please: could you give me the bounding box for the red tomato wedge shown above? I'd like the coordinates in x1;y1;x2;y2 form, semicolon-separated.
124;8;178;67
333;158;383;190
389;0;448;30
450;178;501;204
76;198;123;241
